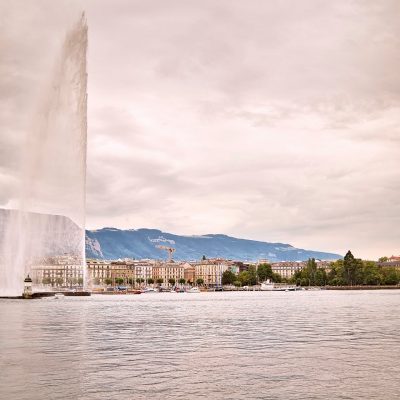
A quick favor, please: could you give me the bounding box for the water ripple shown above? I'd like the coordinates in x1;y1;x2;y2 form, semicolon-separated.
0;291;399;399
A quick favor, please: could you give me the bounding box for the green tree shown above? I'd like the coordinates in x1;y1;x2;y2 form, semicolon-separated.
381;267;399;285
237;268;257;286
55;277;64;286
257;263;273;282
178;278;186;285
306;258;318;285
314;269;327;286
104;278;112;285
115;277;124;285
147;278;154;285
292;258;328;286
156;278;164;285
238;271;249;285
221;270;236;285
233;280;241;287
343;250;363;286
354;259;364;285
77;277;84;285
168;278;176;286
247;266;257;285
42;277;51;285
363;261;381;285
273;272;283;283
196;278;204;286
378;256;388;263
327;260;345;285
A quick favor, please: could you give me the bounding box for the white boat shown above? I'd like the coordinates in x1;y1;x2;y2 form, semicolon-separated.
142;287;158;293
260;280;274;291
260;280;299;292
187;287;200;293
54;292;65;299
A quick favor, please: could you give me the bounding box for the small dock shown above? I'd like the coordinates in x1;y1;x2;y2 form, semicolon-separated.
0;291;91;299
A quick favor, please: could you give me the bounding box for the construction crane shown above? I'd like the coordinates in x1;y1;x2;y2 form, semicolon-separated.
156;245;176;262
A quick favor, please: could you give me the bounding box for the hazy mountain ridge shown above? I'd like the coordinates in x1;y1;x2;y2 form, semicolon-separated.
85;227;342;262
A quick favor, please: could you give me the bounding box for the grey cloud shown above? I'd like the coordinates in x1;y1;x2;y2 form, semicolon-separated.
1;0;400;259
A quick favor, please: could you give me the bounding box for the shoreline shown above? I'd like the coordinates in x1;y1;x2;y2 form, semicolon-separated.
2;286;399;299
325;285;400;290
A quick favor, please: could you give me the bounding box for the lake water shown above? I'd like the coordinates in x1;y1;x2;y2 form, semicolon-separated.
0;291;399;399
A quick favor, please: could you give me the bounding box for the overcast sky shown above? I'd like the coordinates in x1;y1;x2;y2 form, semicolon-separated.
1;0;399;259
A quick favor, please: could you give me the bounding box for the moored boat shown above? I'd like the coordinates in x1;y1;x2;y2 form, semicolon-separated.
260;279;300;292
142;287;158;293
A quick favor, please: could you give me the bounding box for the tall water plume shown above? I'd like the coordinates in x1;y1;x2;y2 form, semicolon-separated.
0;14;88;296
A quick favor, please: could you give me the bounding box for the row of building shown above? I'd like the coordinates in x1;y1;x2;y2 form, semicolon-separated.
26;254;400;289
86;258;231;287
30;257;335;288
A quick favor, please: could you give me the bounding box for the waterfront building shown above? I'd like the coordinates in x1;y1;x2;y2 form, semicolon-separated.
377;256;400;270
316;260;333;272
31;256;84;287
132;260;154;282
153;261;185;286
86;259;112;285
183;262;195;284
87;259;154;287
228;264;240;275
109;261;135;285
192;259;230;287
270;261;306;279
233;261;255;273
267;260;333;279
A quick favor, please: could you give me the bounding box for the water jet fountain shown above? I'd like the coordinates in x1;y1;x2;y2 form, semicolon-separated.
0;14;88;298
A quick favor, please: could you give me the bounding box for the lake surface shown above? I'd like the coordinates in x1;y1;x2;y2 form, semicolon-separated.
0;291;399;399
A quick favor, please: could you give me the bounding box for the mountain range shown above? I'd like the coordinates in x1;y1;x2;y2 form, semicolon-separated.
85;227;342;262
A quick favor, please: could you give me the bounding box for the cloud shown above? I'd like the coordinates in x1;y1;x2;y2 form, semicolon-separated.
1;0;399;259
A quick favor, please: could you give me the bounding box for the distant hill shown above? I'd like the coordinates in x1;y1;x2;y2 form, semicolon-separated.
85;227;342;262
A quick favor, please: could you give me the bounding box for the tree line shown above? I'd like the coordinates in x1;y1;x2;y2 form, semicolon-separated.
101;277;205;287
222;263;281;287
221;251;400;287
